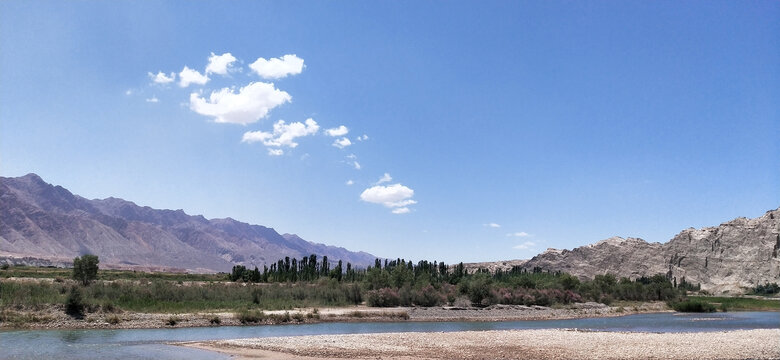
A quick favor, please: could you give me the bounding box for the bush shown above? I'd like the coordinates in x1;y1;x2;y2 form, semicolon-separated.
235;309;265;324
65;286;86;317
165;316;181;326
208;315;221;325
670;299;716;312
366;288;401;307
1;263;10;270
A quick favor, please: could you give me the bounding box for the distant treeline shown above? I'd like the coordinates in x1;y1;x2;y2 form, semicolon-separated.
230;255;688;307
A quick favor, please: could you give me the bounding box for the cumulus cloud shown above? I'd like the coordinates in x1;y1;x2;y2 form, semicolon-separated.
355;134;369;141
332;137;352;149
360;183;416;214
249;54;305;79
190;82;291;125
145;96;159;103
267;148;284;156
484;223;501;228
513;241;537;250
376;173;392;184
325;125;349;137
148;71;176;84
179;66;210;87
346;180;354;186
507;232;531;237
353;161;361;170
242;118;320;153
205;52;237;75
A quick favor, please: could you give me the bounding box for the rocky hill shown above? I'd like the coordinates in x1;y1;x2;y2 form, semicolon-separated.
518;209;780;293
0;173;377;272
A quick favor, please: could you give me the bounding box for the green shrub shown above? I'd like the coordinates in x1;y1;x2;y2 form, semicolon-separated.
670;299;716;312
105;314;121;325
65;286;86;317
208;315;221;325
235;309;265;324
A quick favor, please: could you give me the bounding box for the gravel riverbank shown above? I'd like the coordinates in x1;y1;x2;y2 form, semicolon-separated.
0;302;665;330
182;328;780;360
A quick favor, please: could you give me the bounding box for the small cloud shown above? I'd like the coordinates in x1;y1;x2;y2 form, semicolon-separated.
513;241;537;250
375;173;392;185
332;137;352;149
179;66;209;87
145;96;159;103
190;82;291;125
353;161;361;170
360;183;416;214
300;153;310;160
346;180;354;186
506;232;531;237
125;89;133;96
355;134;369;141
249;54;305;79
484;223;501;228
267;148;284;156
346;154;357;159
325;125;349;137
148;71;176;84
206;52;237;75
242;118;320;155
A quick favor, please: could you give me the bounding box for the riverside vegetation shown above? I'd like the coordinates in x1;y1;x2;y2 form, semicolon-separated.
1;255;777;328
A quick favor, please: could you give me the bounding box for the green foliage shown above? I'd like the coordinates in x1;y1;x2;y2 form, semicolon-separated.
65;286;85;317
208;315;221;325
235;309;265;324
669;299;717;312
687;296;780;311
72;255;99;286
165;316;180;326
752;283;780;295
0;263;9;270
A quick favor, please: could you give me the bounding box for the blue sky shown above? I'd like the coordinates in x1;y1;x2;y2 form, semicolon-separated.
1;1;778;263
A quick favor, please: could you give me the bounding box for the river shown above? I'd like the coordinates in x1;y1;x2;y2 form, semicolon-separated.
1;311;777;359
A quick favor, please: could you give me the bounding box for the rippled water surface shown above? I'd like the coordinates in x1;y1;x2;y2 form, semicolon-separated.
1;311;777;359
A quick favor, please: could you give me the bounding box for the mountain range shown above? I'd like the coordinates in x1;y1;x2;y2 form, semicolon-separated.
464;208;780;293
0;173;377;272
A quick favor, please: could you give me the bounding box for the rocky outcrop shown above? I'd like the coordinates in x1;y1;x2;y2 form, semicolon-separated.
0;174;378;272
520;209;780;293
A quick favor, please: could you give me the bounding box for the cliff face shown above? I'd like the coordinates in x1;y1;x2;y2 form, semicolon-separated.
0;174;377;272
521;209;780;293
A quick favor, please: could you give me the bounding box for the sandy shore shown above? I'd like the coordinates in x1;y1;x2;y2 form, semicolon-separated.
0;302;666;330
181;328;780;360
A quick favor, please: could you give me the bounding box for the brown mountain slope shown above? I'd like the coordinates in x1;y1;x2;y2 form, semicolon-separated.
0;173;377;272
518;208;780;293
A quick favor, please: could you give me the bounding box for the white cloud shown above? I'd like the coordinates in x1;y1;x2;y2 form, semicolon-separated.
332;137;352;149
205;52;237;75
242;118;319;152
179;66;210;87
356;134;369;141
484;223;501;228
346;154;357;159
346;180;354;186
353;161;361;170
513;241;537;250
507;232;531;237
360;183;416;214
190;82;291;125
148;71;176;84
376;173;392;184
325;125;349;137
267;148;284;156
125;89;133;96
145;96;159;103
249;54;305;79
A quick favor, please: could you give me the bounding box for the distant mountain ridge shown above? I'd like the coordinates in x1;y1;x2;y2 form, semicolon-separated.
465;208;780;293
0;173;377;272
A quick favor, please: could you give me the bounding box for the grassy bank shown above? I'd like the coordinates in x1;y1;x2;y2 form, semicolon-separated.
0;265;225;282
686;296;780;311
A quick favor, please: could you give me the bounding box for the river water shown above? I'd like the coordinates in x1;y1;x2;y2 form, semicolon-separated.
1;312;777;359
